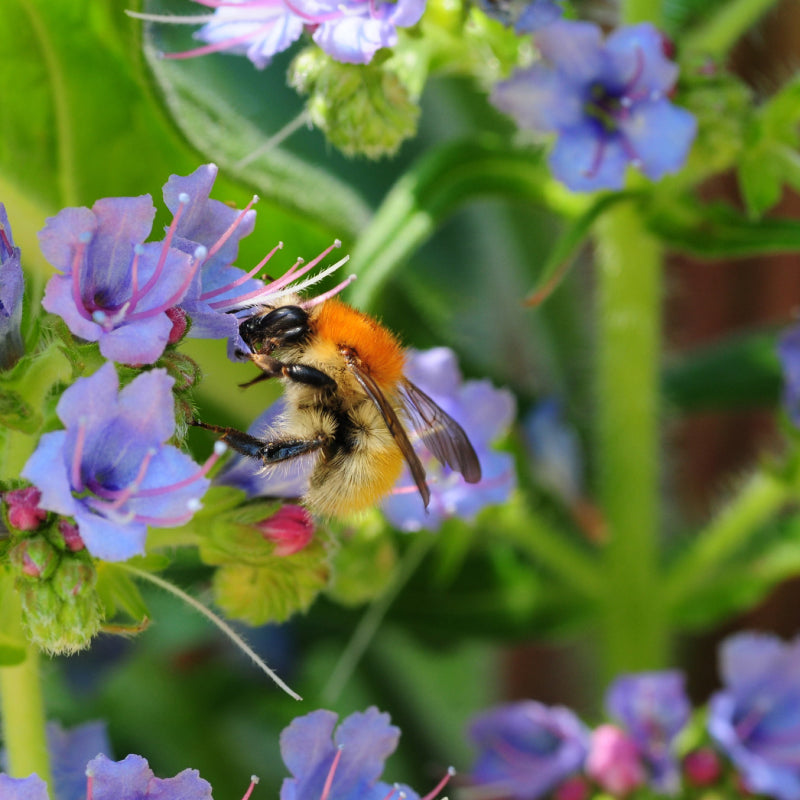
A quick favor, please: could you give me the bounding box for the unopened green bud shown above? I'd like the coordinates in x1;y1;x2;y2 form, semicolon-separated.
289;48;420;159
17;554;100;655
9;536;60;580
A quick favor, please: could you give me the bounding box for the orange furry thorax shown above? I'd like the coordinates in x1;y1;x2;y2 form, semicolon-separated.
312;299;406;388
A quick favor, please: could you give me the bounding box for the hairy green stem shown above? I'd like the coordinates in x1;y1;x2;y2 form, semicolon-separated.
0;574;53;790
683;0;780;59
594;201;667;678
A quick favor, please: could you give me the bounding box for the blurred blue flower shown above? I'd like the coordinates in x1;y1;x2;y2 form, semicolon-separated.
606;671;691;792
468;701;590;800
38;194;197;365
382;347;516;531
21;363;214;562
86;753;212;800
708;632;800;800
280;708;418;800
478;0;562;34
778;325;800;426
491;20;697;191
48;721;112;800
0;203;24;370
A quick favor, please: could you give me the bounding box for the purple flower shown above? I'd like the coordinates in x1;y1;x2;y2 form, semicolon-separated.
0;775;48;800
468;701;590;800
778;325;800;426
0;203;25;369
606;671;690;792
478;0;563;34
21;363;216;562
280;708;419;800
708;632;800;800
381;347;516;532
38;193;199;365
491;20;697;191
48;721;111;800
86;753;212;800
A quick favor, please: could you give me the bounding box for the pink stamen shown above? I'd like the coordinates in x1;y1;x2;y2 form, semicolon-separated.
420;768;456;800
0;225;13;256
320;746;344;800
583;138;607;179
301;274;356;309
130;245;142;298
128;194;189;308
71;419;88;492
283;0;350;22
200;241;284;301
624;46;646;93
192;0;277;7
133;505;200;527
203;196;259;266
381;786;400;800
129;442;226;499
86;774;94;800
70;237;94;322
241;776;260;800
164;25;274;59
87;449;157;509
125;249;203;322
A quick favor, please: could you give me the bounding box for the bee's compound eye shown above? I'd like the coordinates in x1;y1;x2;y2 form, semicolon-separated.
240;306;310;348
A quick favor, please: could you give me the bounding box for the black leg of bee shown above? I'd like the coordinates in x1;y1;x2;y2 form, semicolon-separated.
239;306;311;352
240;353;337;391
193;420;328;463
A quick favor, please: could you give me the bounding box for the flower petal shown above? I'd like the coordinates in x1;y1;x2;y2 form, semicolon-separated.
86;754;212;800
56;362;120;430
548;124;628;191
48;721;112;800
98;315;173;365
536;20;604;84
117;367;176;445
21;431;79;516
38;207;98;273
73;510;148;562
605;23;677;95
0;775;49;800
41;275;102;343
280;709;339;781
333;708;401;791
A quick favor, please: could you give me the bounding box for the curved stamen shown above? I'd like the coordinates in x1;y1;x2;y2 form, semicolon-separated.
301;273;356;308
124;9;216;23
124;246;205;322
133;499;203;527
86;775;94;800
241;776;261;800
283;0;349;23
583;137;607;180
623;46;646;93
129;442;227;499
0;225;13;256
71;234;95;322
420;767;456;800
320;746;344;800
128;193;190;310
70;418;89;492
130;244;143;300
203;195;259;266
381;785;400;800
200;241;283;302
87;448;157;509
162;23;275;60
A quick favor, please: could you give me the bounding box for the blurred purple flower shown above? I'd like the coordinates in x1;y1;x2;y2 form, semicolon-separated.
468;701;590;800
0;775;48;800
491;20;697;191
38;193;198;365
778;325;800;426
0;203;25;370
382;347;516;532
708;632;800;800
606;670;690;792
158;0;424;67
21;363;216;562
48;721;111;800
86;753;212;800
280;708;420;800
478;0;562;34
585;724;645;796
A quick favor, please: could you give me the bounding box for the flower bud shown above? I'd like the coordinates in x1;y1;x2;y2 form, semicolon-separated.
56;519;86;552
289;48;420;159
3;487;47;531
585;725;646;797
9;535;60;580
683;747;722;787
166;305;189;344
554;776;591;800
257;505;314;556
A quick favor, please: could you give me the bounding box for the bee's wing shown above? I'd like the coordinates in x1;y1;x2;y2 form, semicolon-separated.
399;380;482;484
348;368;431;509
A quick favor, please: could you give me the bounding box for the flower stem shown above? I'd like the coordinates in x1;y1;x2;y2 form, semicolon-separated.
683;0;780;59
620;0;661;25
594;201;667;679
0;572;53;789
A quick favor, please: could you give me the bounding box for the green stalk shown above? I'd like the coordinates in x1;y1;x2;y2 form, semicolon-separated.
683;0;780;60
594;201;667;678
620;0;661;25
0;573;53;791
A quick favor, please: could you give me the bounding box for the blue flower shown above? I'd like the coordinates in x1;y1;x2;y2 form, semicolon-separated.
0;203;25;370
468;701;590;800
778;324;800;426
478;0;563;34
708;632;800;800
0;775;48;800
48;721;112;800
38;193;199;365
606;671;691;792
85;754;213;800
280;708;418;800
21;363;215;561
491;20;697;191
381;347;516;532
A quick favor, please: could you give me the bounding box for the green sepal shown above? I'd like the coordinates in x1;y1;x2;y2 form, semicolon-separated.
96;562;152;624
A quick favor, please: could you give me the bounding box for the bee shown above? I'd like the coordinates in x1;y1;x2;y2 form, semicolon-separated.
199;297;482;517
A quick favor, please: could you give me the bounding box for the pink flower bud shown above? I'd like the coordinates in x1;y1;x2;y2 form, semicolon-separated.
257;505;314;556
4;487;47;531
166;306;189;344
684;748;722;787
586;725;646;797
58;519;86;552
554;776;591;800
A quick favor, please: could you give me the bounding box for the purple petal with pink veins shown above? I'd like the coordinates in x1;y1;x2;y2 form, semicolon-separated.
38;206;99;273
41;276;102;342
21;431;78;516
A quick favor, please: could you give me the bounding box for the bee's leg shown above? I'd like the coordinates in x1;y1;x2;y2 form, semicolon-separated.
193;421;328;463
240;353;337;391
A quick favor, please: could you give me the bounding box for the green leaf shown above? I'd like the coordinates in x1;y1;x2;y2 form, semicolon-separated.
96;563;151;622
645;198;800;257
737;149;784;219
663;329;782;412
